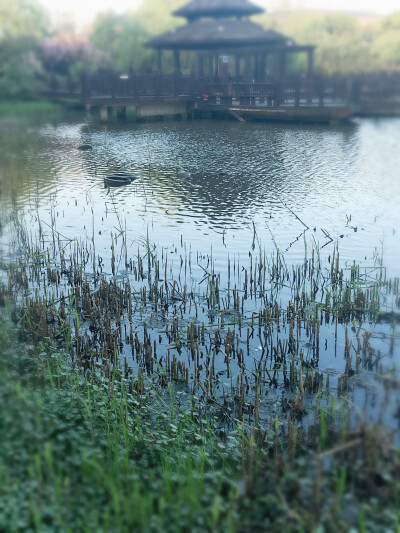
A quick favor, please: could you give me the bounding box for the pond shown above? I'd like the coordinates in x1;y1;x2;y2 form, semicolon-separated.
1;113;400;270
1;111;399;430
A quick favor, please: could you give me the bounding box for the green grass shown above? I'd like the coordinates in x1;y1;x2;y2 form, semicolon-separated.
0;100;62;117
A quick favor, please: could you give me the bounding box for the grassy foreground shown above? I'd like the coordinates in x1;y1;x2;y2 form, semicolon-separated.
0;100;62;117
1;300;400;533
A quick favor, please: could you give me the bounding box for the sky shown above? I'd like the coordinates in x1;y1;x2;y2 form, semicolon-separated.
41;0;399;27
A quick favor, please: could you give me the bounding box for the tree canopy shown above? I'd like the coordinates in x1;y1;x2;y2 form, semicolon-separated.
90;12;150;72
0;0;49;98
256;10;400;73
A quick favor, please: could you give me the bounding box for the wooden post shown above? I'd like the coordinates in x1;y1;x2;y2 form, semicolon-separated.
157;50;162;72
274;50;285;82
214;55;219;79
174;50;180;96
318;76;325;107
294;78;300;107
280;51;286;82
174;50;181;74
260;53;267;82
199;55;204;77
155;71;160;97
100;107;111;122
274;50;286;105
117;106;127;122
235;54;240;82
254;54;259;81
208;55;214;81
307;48;314;104
111;75;116;99
244;54;251;83
221;56;229;83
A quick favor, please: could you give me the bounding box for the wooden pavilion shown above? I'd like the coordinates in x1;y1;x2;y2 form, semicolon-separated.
146;0;315;86
74;0;352;124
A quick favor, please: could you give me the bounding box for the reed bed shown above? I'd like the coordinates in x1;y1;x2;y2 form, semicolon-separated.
2;208;399;434
1;207;400;531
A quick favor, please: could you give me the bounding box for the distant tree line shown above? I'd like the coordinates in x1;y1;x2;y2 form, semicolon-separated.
0;0;399;99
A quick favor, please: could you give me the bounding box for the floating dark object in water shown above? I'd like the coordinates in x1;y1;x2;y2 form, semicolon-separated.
177;170;191;179
77;144;93;151
104;173;135;187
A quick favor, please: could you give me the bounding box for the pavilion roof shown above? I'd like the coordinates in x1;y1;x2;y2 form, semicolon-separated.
173;0;264;20
146;19;292;51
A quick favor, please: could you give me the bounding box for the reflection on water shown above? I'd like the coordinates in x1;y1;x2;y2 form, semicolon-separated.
1;113;399;272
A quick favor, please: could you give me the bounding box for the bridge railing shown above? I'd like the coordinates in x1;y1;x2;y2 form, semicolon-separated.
353;72;400;103
46;69;400;113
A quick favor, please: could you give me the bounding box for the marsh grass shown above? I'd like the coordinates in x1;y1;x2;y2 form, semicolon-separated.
1;207;400;531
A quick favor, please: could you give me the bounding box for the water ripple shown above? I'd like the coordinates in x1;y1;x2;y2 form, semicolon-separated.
1;114;400;271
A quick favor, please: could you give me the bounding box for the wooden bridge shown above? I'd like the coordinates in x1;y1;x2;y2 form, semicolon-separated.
45;70;400;124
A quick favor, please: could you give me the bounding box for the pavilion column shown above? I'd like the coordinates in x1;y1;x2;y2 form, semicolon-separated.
257;53;267;103
173;49;181;97
235;54;240;82
280;51;286;82
274;50;286;82
199;55;204;77
254;54;259;81
157;50;163;72
307;48;315;104
208;55;214;81
266;54;271;77
274;50;286;105
221;57;229;83
174;50;181;74
280;51;286;103
214;55;219;79
260;53;266;82
244;54;251;83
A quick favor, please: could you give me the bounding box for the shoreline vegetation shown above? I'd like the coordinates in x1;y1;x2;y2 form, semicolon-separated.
0;100;63;117
0;209;399;531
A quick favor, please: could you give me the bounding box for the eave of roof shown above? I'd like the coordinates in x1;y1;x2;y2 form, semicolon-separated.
146;19;292;51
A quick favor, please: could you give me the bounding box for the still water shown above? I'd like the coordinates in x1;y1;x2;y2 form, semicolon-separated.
1;112;400;429
1;112;400;272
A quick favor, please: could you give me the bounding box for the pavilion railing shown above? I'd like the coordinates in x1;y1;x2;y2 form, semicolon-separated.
80;72;353;108
81;71;207;99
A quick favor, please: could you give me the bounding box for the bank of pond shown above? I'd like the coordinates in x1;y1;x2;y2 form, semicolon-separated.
0;208;399;532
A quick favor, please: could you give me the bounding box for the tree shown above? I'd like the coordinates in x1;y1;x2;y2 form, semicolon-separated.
0;0;47;39
371;12;400;69
255;10;381;73
89;1;189;73
0;0;48;98
90;12;150;72
135;0;186;35
40;35;106;90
